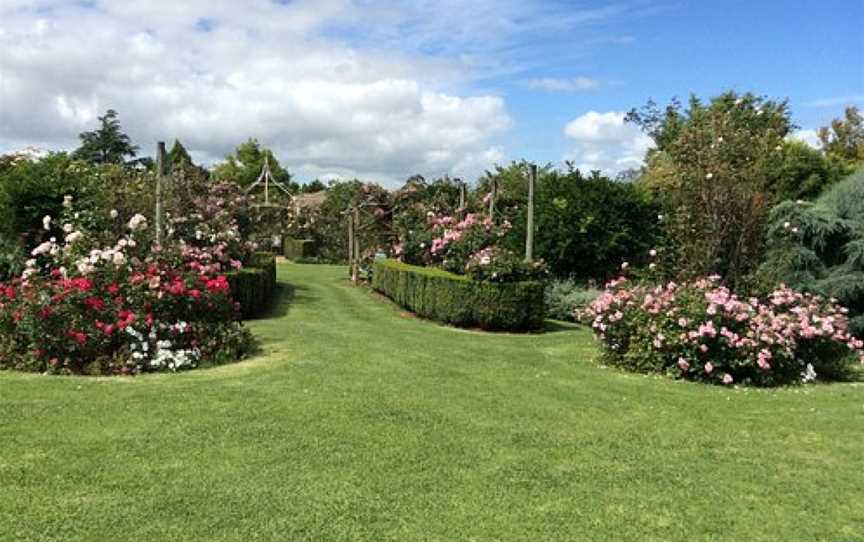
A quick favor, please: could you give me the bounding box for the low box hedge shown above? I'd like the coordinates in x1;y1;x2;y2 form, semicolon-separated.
372;259;545;331
226;251;277;319
283;237;317;260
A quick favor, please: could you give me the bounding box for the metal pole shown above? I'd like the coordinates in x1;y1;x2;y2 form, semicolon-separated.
526;164;536;262
155;141;166;247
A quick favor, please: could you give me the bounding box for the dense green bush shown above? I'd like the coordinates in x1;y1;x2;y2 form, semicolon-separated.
760;169;864;335
478;163;660;282
372;259;544;331
283;237;317;260
544;279;601;322
226;252;277;319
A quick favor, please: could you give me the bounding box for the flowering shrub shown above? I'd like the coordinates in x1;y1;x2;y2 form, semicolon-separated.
464;246;546;283
393;211;545;282
585;276;864;386
164;181;257;272
0;203;254;375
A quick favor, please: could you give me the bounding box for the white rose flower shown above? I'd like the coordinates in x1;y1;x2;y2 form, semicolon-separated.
42;215;52;230
128;213;148;231
110;209;119;219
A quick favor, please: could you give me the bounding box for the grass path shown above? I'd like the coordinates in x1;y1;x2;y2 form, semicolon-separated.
1;264;863;541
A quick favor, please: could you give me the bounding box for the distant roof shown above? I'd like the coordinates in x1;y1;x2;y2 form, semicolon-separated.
293;191;327;210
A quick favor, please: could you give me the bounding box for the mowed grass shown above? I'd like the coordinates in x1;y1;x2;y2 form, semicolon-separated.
1;264;863;541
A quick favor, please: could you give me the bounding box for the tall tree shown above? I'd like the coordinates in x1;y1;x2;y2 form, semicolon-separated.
212;138;294;190
167;139;193;169
72;109;139;165
628;91;793;285
818;106;864;171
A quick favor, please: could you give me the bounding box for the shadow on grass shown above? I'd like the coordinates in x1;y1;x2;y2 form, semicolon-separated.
241;281;318;321
543;319;584;334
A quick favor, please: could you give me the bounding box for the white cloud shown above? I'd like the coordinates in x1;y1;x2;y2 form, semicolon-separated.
525;77;601;92
787;129;821;148
803;94;864;108
0;0;513;185
562;111;652;174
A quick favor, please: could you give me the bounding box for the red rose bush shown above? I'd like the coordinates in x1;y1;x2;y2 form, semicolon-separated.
0;203;253;375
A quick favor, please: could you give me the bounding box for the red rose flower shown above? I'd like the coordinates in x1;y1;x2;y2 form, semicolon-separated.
84;297;106;312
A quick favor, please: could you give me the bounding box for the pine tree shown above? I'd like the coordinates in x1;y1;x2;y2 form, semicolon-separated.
761;169;864;334
167;139;193;169
72;109;139;165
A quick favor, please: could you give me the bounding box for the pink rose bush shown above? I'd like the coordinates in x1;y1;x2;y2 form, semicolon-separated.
584;276;864;386
0;203;253;375
394;211;544;282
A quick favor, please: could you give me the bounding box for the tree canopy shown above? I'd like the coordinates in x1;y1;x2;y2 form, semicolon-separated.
72;109;139;165
212;139;294;190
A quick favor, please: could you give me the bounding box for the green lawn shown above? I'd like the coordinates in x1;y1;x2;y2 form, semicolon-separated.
1;264;862;541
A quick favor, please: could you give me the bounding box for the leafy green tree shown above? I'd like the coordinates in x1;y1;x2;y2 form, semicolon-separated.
774;140;843;201
500;166;660;281
0;153;112;248
315;180;392;263
72;109;139;165
300;179;327;193
212;139;294;190
628;91;794;285
818;106;864;171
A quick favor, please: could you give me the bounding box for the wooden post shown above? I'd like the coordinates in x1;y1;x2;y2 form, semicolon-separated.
347;209;355;280
352;206;360;284
458;180;466;212
526;164;536;262
155;141;166;247
488;178;497;219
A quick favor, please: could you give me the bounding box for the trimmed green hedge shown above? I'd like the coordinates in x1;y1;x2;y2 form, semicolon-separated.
226;251;277;319
372;259;545;331
283;237;317;260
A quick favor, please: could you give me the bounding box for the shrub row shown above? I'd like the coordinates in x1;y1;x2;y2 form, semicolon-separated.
226;251;277;319
372;259;544;331
283;237;317;260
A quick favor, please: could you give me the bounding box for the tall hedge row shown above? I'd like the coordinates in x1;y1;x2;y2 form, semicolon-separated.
372;259;545;331
283;237;317;260
226;251;277;319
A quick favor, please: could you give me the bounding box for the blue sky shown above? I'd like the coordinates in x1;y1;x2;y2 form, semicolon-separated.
1;0;862;183
422;0;864;169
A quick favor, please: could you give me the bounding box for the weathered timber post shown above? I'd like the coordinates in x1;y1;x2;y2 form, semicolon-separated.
155;141;167;247
347;208;355;282
525;164;536;262
353;206;361;284
488;178;497;219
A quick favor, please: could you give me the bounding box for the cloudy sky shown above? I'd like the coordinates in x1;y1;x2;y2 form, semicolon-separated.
1;0;862;185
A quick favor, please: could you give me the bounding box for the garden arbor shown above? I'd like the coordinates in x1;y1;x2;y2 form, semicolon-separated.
245;156;294;252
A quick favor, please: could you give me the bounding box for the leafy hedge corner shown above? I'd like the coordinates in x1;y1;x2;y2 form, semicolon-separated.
283;237;317;260
226;251;277;319
372;259;544;331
